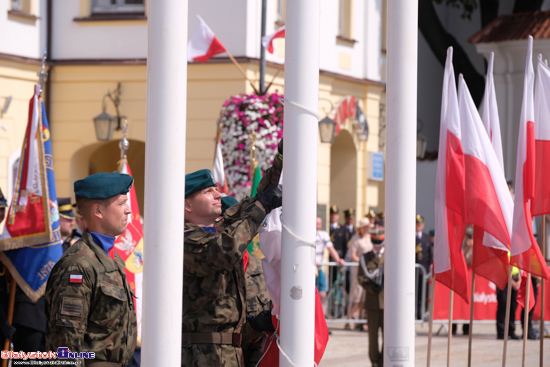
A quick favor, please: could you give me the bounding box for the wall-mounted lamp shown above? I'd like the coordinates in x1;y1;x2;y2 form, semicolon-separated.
1;96;12;118
319;117;337;144
93;83;125;141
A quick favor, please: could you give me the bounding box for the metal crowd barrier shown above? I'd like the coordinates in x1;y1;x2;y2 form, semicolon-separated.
320;262;432;325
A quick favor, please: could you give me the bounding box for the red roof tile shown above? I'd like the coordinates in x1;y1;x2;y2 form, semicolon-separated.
469;10;550;44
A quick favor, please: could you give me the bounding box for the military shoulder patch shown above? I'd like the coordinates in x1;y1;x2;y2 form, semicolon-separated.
60;296;84;318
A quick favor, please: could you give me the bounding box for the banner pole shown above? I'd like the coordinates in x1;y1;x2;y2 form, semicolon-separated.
468;270;475;367
2;277;16;367
224;49;260;95
522;273;531;367
502;266;513;367
540;215;546;367
427;273;436;367
447;290;453;367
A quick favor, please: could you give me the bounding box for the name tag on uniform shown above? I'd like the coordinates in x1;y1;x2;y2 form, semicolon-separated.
70;274;83;284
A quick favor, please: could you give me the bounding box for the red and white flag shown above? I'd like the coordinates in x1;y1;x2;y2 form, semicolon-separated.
212;141;229;195
510;36;550;281
434;47;469;303
262;26;285;54
188;15;226;63
457;74;512;290
113;162;144;339
532;55;550;216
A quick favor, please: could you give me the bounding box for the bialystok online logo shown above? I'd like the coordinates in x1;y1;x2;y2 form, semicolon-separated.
1;348;95;360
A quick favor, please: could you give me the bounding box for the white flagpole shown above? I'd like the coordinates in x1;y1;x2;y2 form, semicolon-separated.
142;1;187;366
279;0;319;366
385;1;418;366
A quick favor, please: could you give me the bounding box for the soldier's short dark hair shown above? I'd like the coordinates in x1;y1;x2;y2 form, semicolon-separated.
75;195;113;221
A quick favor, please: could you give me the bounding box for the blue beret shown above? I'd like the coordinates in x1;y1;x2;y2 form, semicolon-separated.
185;169;216;198
74;172;134;200
58;197;75;219
221;196;238;214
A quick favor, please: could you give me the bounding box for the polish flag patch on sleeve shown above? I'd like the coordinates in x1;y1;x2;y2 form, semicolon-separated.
69;274;83;284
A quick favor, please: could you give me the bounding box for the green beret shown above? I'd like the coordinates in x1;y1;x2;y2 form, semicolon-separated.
58;197;75;219
74;172;133;200
221;196;238;214
185;169;216;198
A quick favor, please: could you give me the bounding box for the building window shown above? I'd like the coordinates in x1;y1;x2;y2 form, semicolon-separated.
338;0;353;40
11;0;22;11
276;0;285;26
92;0;145;14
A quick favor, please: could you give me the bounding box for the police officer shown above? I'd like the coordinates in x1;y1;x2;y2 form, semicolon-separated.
45;172;137;366
58;197;78;252
182;142;282;367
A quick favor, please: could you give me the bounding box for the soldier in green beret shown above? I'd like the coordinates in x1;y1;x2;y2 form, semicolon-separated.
45;172;137;366
182;141;283;367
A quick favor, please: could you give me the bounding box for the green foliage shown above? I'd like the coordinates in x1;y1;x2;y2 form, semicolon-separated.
433;0;479;20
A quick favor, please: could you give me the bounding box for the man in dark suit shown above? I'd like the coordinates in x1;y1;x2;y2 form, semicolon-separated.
415;214;432;320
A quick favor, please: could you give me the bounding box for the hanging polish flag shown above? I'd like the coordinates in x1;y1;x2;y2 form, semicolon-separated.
188;15;227;63
212;140;229;195
510;36;550;281
457;74;512;290
532;55;550;216
434;47;469;303
262;26;285;54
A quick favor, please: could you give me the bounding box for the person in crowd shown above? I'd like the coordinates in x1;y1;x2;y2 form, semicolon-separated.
358;235;385;367
0;188;15;348
182;141;282;367
57;198;78;252
329;205;348;299
496;262;521;340
45;172;137;365
314;216;345;313
346;218;373;331
453;226;473;336
415;214;432;320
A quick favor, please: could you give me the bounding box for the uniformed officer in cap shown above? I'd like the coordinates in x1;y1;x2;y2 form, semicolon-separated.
182;141;282;367
58;198;79;252
45;172;137;366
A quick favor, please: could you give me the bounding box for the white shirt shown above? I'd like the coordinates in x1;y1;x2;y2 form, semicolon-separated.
315;230;333;264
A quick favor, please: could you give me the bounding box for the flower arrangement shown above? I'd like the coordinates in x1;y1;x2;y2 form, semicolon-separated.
219;92;284;201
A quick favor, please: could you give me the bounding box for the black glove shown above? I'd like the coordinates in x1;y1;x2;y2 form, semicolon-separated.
247;310;275;333
253;184;282;214
278;139;283;156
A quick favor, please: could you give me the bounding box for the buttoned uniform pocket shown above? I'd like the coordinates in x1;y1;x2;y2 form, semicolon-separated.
89;282;127;331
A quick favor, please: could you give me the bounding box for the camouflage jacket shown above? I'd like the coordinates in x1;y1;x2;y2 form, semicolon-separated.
182;155;281;367
358;250;384;310
242;254;272;366
45;231;137;364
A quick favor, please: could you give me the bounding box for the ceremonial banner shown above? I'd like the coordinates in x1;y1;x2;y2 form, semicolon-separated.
212;141;229;195
457;75;511;290
510;37;550;281
0;89;63;301
0;85;53;250
114;162;144;338
434;47;468;303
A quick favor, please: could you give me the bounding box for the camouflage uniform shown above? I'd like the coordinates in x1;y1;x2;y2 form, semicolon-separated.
182;156;281;367
242;254;272;367
45;231;137;365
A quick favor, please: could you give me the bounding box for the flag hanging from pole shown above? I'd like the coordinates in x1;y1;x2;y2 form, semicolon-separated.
510;36;550;281
212;141;229;195
0;86;63;301
434;47;469;303
0;85;54;250
457;74;512;290
188;15;227;63
262;26;285;54
532;55;550;216
113;161;144;339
